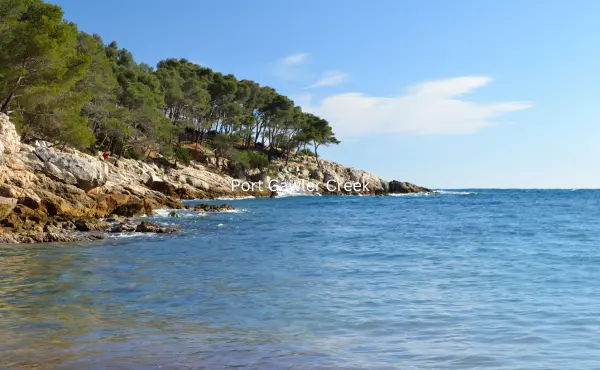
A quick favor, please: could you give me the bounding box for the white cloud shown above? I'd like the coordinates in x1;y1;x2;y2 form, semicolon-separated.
272;53;310;80
302;76;531;136
307;70;349;89
282;53;309;66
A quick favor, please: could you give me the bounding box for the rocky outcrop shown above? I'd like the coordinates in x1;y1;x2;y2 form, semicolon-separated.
0;113;430;244
135;221;179;234
388;180;431;194
0;196;17;220
34;146;108;191
268;155;427;195
0;113;20;155
187;203;235;212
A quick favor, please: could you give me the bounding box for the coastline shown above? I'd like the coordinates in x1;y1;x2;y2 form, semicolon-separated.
0;113;430;244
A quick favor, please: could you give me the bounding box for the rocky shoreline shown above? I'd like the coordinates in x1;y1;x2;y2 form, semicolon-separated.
0;113;430;244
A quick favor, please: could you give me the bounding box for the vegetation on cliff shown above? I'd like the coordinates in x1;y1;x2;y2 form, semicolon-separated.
0;0;340;168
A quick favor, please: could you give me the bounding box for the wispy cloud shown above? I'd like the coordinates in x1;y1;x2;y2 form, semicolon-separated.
282;53;309;66
302;76;531;136
272;53;310;81
307;70;349;89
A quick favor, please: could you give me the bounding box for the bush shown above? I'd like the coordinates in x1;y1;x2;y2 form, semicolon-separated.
297;148;315;157
173;145;191;165
125;146;146;160
232;150;269;170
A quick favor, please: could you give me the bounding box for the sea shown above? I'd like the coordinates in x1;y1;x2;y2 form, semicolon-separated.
2;189;600;369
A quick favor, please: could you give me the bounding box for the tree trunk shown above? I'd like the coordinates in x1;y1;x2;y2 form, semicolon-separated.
0;91;15;113
285;145;292;166
314;143;321;169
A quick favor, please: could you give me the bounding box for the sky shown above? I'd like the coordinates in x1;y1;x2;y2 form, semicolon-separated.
51;0;600;188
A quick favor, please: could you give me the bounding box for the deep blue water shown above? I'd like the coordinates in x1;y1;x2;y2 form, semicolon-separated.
2;190;600;369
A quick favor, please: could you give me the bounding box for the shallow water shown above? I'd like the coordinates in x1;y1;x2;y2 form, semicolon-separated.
2;190;600;369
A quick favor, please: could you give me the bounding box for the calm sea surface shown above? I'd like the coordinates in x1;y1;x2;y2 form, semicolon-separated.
2;190;600;369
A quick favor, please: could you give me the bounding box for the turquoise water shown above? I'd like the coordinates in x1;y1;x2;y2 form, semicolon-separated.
2;190;600;368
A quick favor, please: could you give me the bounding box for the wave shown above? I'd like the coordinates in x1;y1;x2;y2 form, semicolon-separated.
388;190;477;197
433;190;478;195
388;192;434;197
212;196;255;200
153;209;208;218
109;233;143;239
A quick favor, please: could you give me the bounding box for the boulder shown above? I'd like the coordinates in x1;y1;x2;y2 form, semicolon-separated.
145;175;178;197
35;147;108;191
93;193;131;216
186;176;210;191
72;217;110;232
0;204;48;232
17;195;42;210
112;200;153;217
110;222;137;233
309;169;324;182
0;196;17;220
0;113;21;154
188;203;235;212
135;221;179;234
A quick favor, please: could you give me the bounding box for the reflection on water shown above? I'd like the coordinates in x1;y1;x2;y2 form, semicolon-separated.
0;239;350;369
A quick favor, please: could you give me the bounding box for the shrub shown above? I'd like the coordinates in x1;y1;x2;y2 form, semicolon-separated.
297;148;315;157
173;145;191;165
232;150;269;170
125;146;145;160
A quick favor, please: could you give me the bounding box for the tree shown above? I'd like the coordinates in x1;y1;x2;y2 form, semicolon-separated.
212;134;237;168
0;0;343;172
306;114;340;168
0;0;95;148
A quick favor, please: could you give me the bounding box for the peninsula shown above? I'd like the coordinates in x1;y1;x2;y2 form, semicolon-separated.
0;0;429;243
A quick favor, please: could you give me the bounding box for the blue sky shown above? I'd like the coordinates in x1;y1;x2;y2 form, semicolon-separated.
52;0;600;188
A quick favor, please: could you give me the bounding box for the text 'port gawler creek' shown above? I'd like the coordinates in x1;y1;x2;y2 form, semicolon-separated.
232;180;371;194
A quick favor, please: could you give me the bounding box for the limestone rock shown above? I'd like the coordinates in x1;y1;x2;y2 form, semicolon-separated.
72;217;110;232
0;196;17;220
188;203;235;212
34;147;108;191
388;180;431;194
135;221;179;233
0;113;21;154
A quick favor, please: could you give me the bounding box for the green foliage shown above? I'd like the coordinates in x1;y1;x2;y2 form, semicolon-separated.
0;0;340;165
173;145;191;165
124;146;146;160
232;150;269;170
297;148;315;157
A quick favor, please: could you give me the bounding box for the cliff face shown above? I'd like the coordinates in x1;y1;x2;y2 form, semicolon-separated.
0;113;430;243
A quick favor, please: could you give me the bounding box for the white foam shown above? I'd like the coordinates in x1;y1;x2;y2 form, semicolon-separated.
275;188;319;198
388;190;476;196
153;209;208;218
110;233;142;239
213;196;256;200
221;209;248;213
433;190;477;195
388;193;433;197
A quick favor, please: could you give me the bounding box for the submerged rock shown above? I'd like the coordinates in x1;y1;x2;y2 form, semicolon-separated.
72;217;110;232
135;221;179;234
0;231;104;244
188;204;235;212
